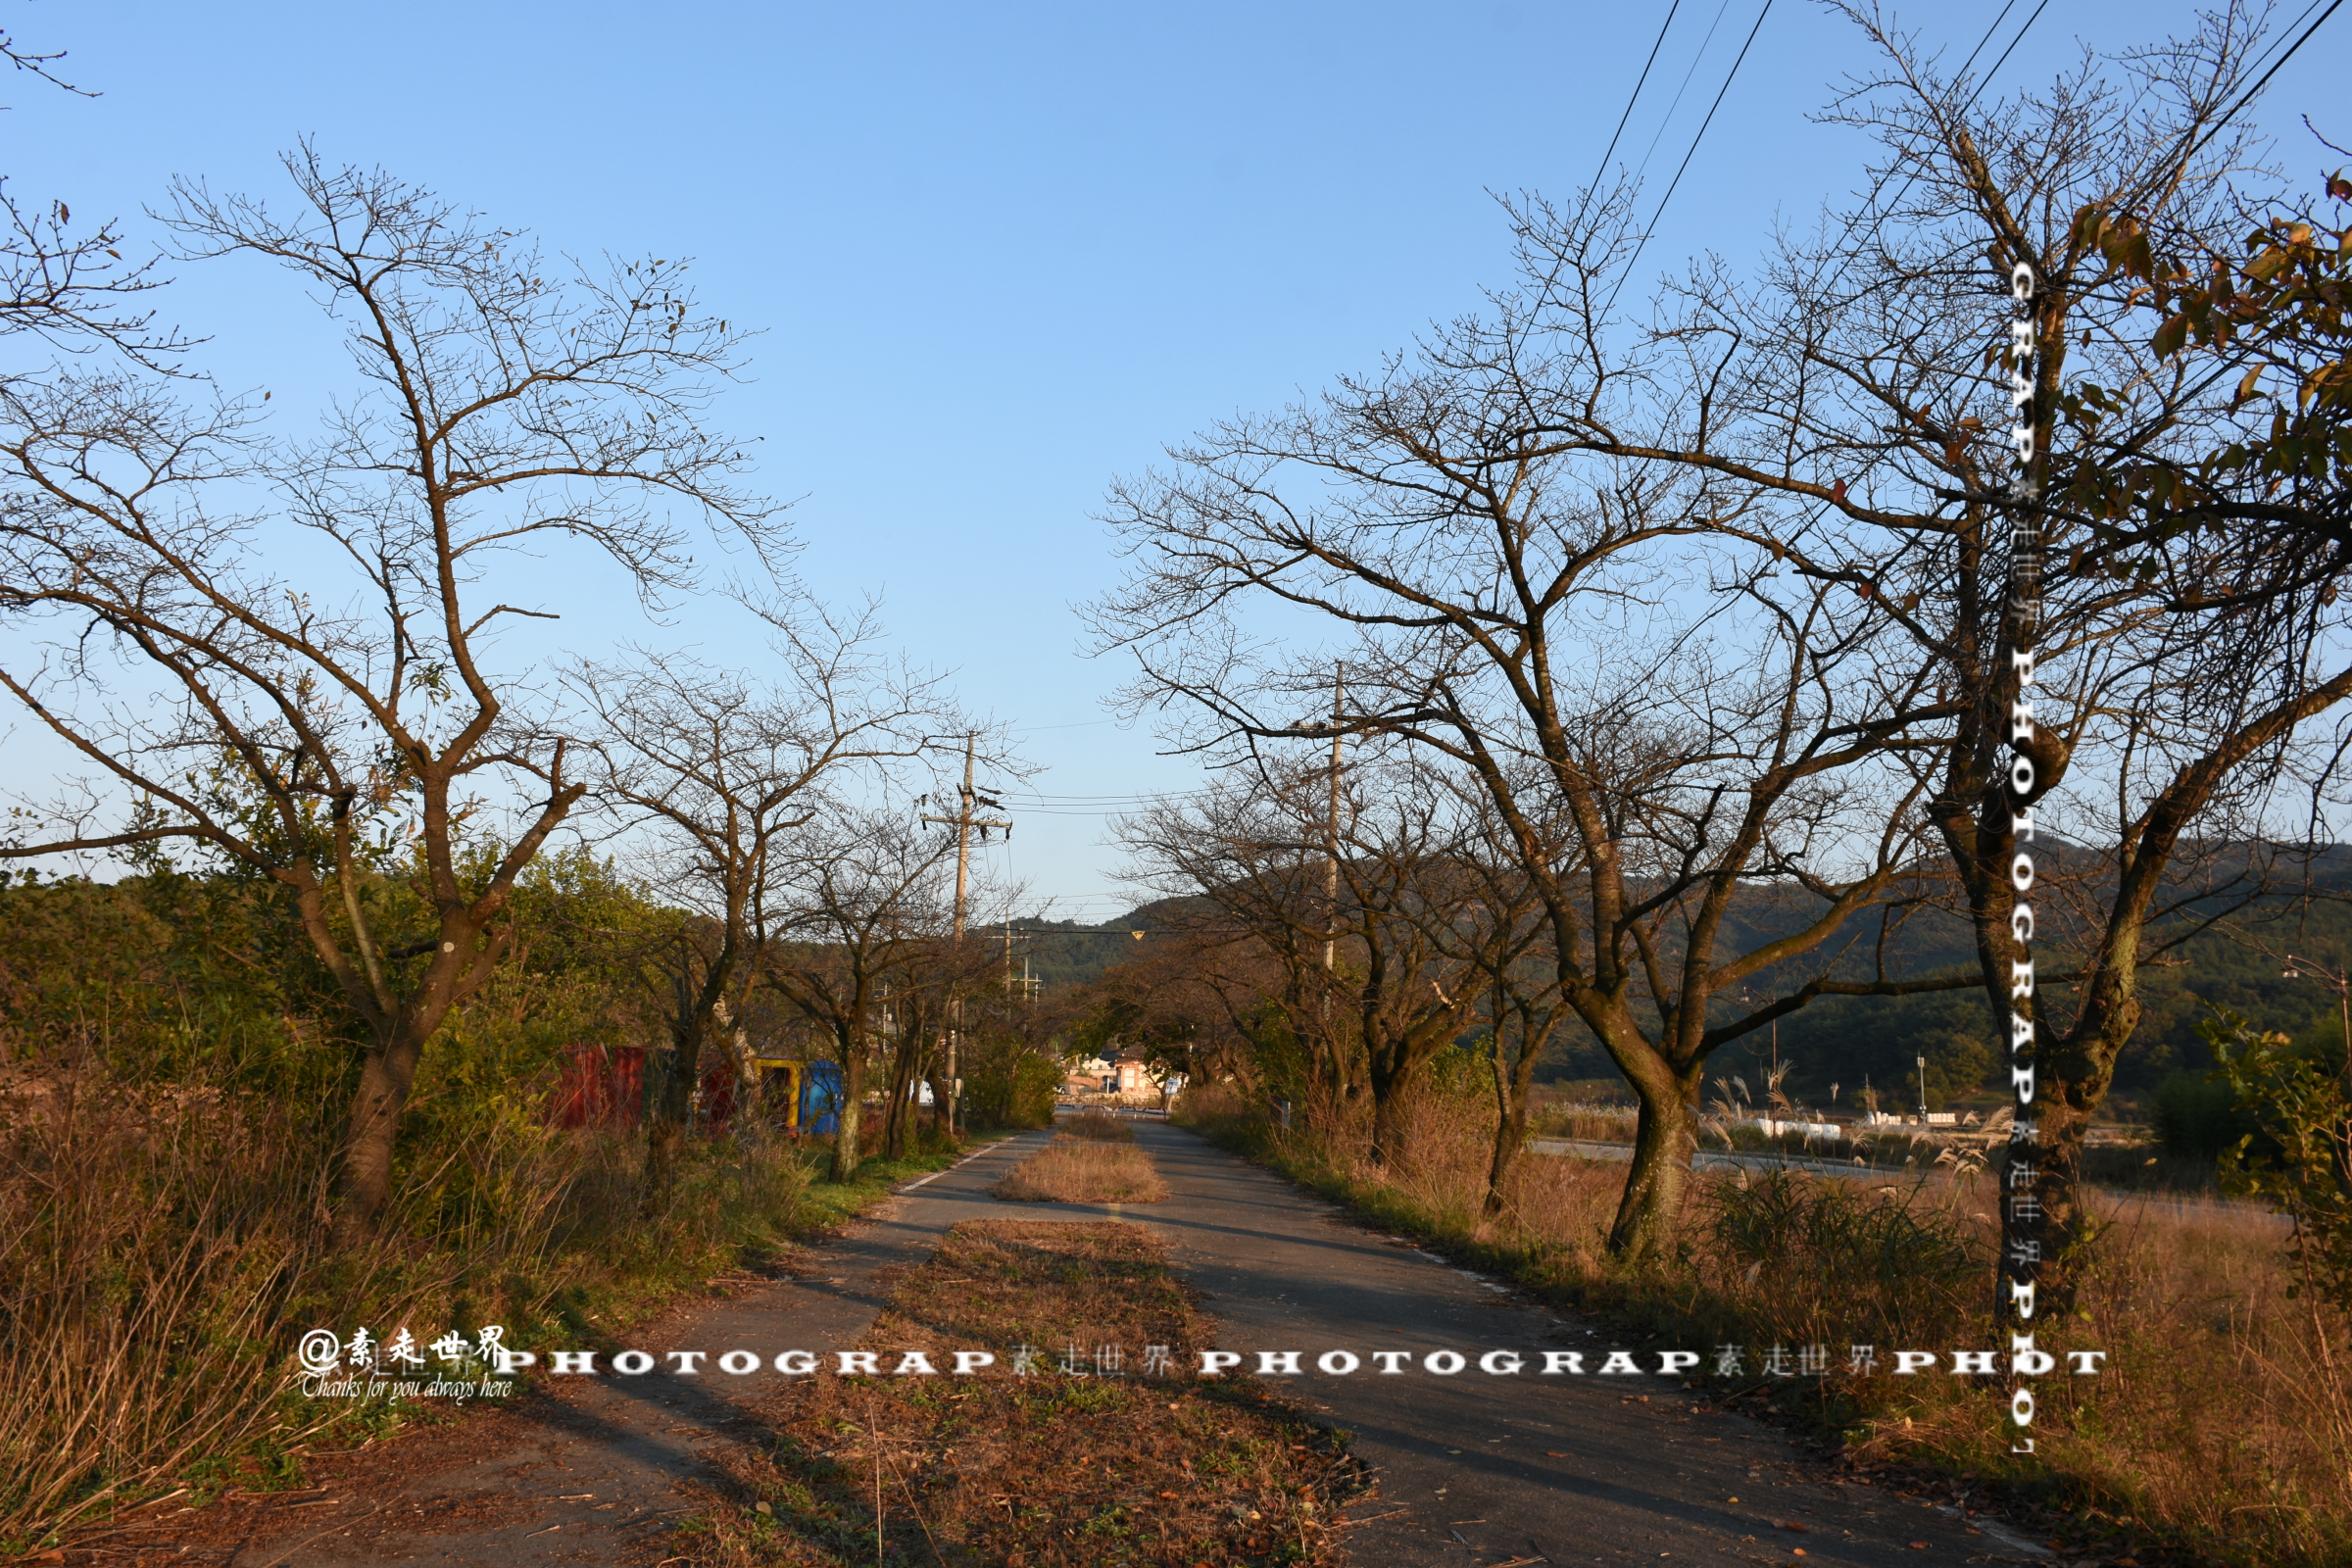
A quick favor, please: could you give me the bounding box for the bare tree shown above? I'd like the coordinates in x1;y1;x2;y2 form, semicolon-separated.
0;152;778;1241
1122;756;1557;1169
1089;183;1959;1255
1082;907;1295;1100
1506;2;2352;1293
1441;771;1572;1217
565;594;953;1196
0;26;190;372
763;812;956;1181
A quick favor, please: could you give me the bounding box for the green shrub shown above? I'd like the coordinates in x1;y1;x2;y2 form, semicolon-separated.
1699;1166;1986;1347
2203;1009;2352;1315
2152;1070;2264;1162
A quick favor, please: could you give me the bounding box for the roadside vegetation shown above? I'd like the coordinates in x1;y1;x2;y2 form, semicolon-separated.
994;1134;1169;1205
672;1219;1361;1568
1175;1073;2352;1568
0;861;1042;1555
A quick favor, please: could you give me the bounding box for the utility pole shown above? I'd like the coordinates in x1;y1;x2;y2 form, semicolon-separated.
921;733;1009;1136
1324;662;1344;971
922;734;1010;941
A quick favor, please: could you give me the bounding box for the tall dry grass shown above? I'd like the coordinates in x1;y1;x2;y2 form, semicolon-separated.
1057;1106;1138;1142
0;1064;812;1553
994;1136;1168;1203
1178;1078;2352;1567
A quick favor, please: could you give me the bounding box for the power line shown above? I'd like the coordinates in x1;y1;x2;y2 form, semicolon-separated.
2181;0;2343;170
1599;0;1776;321
1808;0;2050;305
1628;2;1731;191
1589;0;1686;192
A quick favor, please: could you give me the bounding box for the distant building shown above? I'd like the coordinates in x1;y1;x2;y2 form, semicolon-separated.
1060;1054;1178;1102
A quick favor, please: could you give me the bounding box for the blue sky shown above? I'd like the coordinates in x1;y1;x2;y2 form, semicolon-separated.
5;1;2345;918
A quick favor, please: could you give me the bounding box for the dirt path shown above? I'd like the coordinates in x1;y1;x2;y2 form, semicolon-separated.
102;1122;2048;1566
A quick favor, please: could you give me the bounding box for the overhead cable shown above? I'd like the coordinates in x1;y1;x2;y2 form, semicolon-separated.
1599;0;1777;321
1588;0;1686;193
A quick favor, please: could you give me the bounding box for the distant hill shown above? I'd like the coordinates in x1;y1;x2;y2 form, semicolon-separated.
1541;841;2352;1109
1078;842;2352;1112
1004;913;1159;990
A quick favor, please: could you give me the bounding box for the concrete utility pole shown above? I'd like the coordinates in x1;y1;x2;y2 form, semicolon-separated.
920;733;1009;1136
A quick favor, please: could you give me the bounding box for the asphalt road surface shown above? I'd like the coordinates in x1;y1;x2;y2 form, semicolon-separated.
166;1121;2046;1567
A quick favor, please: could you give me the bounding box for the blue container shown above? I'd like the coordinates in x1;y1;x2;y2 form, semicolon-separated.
799;1058;843;1137
753;1056;844;1137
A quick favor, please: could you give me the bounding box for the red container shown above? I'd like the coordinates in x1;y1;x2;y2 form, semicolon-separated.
551;1043;645;1129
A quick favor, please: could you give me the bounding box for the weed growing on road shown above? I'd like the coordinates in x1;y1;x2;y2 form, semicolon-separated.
994;1132;1169;1203
674;1220;1363;1567
1059;1107;1138;1142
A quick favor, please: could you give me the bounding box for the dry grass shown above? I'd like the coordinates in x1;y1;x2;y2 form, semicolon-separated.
671;1219;1362;1567
0;1063;818;1555
994;1135;1168;1204
1181;1080;2352;1568
1057;1107;1137;1142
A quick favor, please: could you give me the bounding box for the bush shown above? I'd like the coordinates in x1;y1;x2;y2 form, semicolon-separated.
0;1058;825;1553
2151;1069;2264;1162
2204;1009;2352;1315
964;1043;1060;1129
1698;1167;1986;1348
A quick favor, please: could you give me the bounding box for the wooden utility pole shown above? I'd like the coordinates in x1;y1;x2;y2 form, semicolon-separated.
921;733;1009;1134
1325;663;1344;971
923;734;1009;940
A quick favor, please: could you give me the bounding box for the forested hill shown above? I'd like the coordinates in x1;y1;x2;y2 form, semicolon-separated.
1006;915;1157;989
1561;842;2352;1107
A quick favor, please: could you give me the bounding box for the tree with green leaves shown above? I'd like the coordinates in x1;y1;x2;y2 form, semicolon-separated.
0;152;779;1242
2061;151;2349;593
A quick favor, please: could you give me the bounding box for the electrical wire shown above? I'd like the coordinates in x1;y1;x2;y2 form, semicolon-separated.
2180;0;2343;170
1598;0;1777;321
1805;0;2050;307
1627;1;1733;193
1589;0;1686;192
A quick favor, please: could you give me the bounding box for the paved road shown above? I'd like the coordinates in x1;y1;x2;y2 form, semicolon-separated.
176;1123;2042;1566
1109;1121;2034;1568
197;1137;1039;1568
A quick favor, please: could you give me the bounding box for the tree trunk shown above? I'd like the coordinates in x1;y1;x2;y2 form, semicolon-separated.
642;1030;703;1206
328;1019;429;1248
1605;1066;1702;1258
1368;1069;1415;1169
1484;1007;1544;1220
326;945;477;1246
829;1022;866;1183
